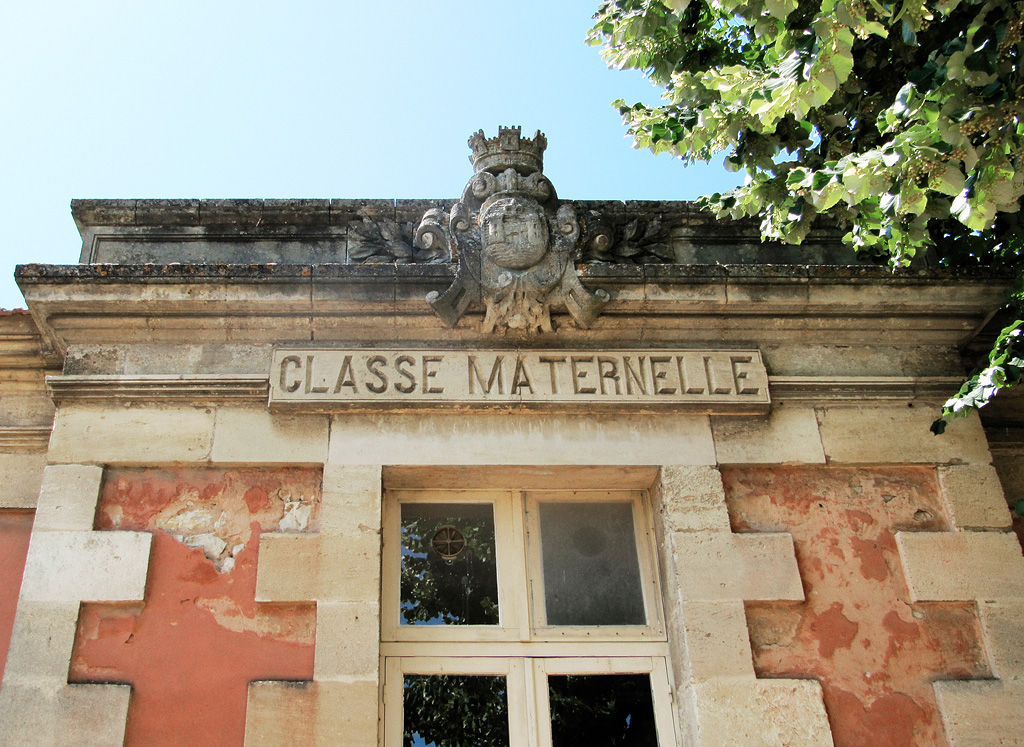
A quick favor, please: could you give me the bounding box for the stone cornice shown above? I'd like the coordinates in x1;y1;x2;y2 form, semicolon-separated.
47;374;269;404
43;372;964;407
768;376;962;403
985;426;1024;451
18;260;1010;286
0;426;51;450
16;262;1010;356
0;311;62;369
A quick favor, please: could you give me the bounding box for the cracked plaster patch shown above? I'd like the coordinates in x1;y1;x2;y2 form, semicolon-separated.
97;468;322;573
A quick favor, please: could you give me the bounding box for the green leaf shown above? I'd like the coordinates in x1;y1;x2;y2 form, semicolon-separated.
764;0;798;20
931;164;966;196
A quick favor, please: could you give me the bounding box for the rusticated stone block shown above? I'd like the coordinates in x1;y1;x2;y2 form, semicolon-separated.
978;600;1024;681
244;681;317;746
712;408;825;466
32;464;103;532
897;531;1024;602
211;407;329;463
934;680;1024;747
313;601;381;681
320;463;383;533
670;532;804;602
937;464;1012;530
817;407;991;464
47;405;214;463
0;681;131;747
683;600;756;681
657;465;730;533
0;452;48;509
692;678;833;747
2;601;80;682
19;531;151;603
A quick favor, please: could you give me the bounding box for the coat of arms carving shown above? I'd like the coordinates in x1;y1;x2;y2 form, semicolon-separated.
418;127;609;333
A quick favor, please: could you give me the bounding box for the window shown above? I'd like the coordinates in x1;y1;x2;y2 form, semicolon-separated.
381;488;676;746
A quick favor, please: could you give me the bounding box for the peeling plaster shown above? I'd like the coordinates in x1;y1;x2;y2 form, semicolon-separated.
0;510;33;679
724;467;991;747
70;468;321;747
99;470;319;573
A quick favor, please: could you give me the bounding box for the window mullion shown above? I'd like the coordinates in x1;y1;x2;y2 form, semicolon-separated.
507;658;534;747
506;490;533;640
531;658;554;747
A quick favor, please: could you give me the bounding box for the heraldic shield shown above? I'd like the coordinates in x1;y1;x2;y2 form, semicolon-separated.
417;127;610;334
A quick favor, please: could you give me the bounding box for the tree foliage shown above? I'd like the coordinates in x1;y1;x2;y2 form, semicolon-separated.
588;0;1024;427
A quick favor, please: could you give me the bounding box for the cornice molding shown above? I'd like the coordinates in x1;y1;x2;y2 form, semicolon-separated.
45;373;962;407
0;426;51;451
985;426;1024;452
47;375;269;404
768;376;962;403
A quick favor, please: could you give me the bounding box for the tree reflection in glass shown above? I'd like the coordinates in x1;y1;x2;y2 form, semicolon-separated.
401;503;499;626
404;674;509;747
548;674;658;746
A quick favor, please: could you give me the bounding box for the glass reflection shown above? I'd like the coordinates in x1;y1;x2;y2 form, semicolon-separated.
401;503;499;626
404;674;509;747
548;674;658;746
539;502;646;625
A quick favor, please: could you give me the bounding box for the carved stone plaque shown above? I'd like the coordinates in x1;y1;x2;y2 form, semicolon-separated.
269;348;770;413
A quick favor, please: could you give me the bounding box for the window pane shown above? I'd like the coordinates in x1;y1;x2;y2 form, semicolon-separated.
548;674;658;746
538;502;646;625
404;674;509;747
401;503;499;626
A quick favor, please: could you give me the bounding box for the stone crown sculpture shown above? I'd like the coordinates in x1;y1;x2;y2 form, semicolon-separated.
467;126;548;175
420;127;609;333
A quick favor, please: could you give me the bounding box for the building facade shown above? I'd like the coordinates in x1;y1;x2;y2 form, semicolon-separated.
0;128;1022;746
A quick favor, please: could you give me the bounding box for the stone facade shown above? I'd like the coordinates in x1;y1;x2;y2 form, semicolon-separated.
0;129;1022;746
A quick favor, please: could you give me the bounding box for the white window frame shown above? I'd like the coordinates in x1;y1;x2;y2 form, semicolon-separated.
380;486;676;746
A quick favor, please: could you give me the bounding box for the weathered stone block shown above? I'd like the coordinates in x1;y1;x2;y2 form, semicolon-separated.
311;679;379;745
0;393;55;429
329;413;717;466
657;465;730;533
817;407;991;464
0;452;48;508
32;464;104;532
314;601;380;681
693;678;833;747
683;600;756;681
937;464;1012;530
978;600;1024;681
897;531;1024;602
321;463;383;534
212;408;329;463
19;531;151;602
712;408;825;465
318;533;382;602
47;405;214;463
934;680;1024;747
255;533;380;605
245;681;317;746
1;601;79;682
670;532;804;602
255;533;321;603
0;682;131;747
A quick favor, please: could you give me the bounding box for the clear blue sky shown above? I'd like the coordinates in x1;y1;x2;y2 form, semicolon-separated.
0;1;741;309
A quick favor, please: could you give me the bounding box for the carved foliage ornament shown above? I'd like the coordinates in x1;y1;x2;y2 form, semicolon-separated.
419;127;609;333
